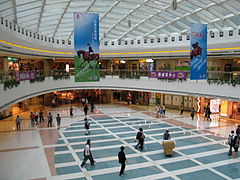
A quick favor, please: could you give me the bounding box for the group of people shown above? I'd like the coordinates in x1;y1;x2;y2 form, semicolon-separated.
29;110;44;127
228;125;240;155
80;128;171;176
156;104;166;117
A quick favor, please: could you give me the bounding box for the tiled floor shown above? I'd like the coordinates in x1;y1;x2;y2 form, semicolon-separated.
0;103;240;180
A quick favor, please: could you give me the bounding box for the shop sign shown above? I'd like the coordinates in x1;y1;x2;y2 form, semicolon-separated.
148;71;187;80
8;57;19;61
15;72;36;82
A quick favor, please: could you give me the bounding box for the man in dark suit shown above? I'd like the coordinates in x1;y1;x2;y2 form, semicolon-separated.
118;146;127;176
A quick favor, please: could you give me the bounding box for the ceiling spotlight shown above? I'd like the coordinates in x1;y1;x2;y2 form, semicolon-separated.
128;19;131;27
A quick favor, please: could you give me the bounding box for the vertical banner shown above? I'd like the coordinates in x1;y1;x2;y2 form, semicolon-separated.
190;23;207;80
74;13;99;82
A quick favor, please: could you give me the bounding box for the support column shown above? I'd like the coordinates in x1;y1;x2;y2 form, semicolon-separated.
43;59;51;76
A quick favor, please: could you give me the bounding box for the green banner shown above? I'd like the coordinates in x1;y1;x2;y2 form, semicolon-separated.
74;55;99;82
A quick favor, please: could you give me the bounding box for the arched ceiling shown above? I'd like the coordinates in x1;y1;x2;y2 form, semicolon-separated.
0;0;239;42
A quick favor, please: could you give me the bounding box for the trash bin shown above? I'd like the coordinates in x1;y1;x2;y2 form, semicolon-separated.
162;140;176;156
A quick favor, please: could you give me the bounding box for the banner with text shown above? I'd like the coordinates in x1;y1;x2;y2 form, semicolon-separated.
74;13;99;82
190;23;207;80
15;72;36;82
148;71;187;80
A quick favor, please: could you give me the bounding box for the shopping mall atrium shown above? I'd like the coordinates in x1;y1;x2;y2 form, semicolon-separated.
0;0;240;179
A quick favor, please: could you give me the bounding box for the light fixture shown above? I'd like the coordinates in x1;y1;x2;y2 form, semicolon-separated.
171;0;177;10
128;19;131;27
146;59;154;62
120;60;126;63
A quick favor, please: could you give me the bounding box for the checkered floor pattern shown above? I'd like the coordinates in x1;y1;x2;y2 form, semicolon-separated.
53;105;240;180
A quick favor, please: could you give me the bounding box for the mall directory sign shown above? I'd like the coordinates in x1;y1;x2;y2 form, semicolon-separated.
74;13;99;82
190;23;207;80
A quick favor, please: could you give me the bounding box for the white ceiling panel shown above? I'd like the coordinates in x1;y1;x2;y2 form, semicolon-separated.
0;0;239;41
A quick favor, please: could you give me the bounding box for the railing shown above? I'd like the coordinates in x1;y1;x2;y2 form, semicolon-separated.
0;69;240;87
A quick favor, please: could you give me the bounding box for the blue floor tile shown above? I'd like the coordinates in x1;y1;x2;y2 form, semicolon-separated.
56;165;81;175
109;127;134;133
156;177;174;180
55;153;75;164
204;134;225;141
177;169;226;180
92;166;162;180
117;132;136;138
93;140;123;147
180;144;226;155
57;139;65;144
142;142;163;151
214;162;240;179
72;144;84;150
196;152;232;164
55;146;69;152
68;178;86;180
78;146;135;159
67;135;115;143
103;123;125;127
92;117;113;120
84;156;147;171
147;151;182;161
120;118;144;122
98;120;118;124
175;137;211;147
161;159;199;171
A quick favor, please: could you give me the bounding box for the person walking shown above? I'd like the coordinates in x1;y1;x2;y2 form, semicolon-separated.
180;103;184;115
84;118;90;135
118;146;127;176
233;132;239;152
56;114;61;130
162;105;166;115
228;130;235;155
159;106;164;117
47;112;53;127
191;107;195;120
34;111;39;125
206;106;212;121
16;115;22;130
83;104;89;117
30;112;35;127
236;125;240;140
135;128;145;150
81;139;95;167
39;110;44;123
156;104;160;118
90;101;95;112
70;106;73;118
163;130;171;140
82;97;86;106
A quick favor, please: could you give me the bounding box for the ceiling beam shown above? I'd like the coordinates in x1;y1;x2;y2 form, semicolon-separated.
52;0;72;37
11;0;17;23
100;0;152;41
144;0;229;37
37;0;46;33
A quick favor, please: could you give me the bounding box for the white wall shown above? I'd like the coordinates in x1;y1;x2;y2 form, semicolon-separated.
0;76;240;111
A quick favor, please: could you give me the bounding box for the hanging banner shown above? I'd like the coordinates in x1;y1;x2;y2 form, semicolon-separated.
15;72;36;82
148;71;187;80
190;23;207;80
74;13;99;82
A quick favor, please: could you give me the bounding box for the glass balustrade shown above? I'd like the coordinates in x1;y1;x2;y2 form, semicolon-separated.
0;69;240;85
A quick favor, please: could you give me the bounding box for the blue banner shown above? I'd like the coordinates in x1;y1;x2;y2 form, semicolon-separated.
190;23;207;80
74;13;99;82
